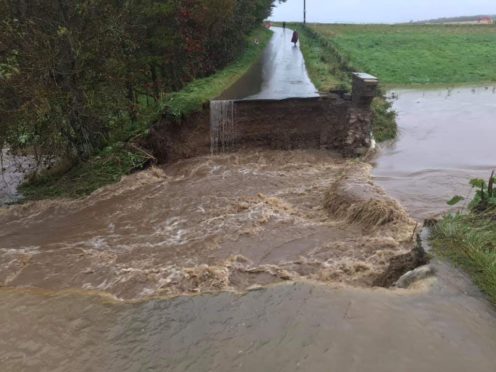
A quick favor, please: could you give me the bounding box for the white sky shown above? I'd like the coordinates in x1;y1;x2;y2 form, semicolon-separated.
271;0;496;23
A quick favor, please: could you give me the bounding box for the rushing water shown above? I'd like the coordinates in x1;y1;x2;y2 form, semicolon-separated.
374;86;496;220
0;151;413;300
2;87;496;369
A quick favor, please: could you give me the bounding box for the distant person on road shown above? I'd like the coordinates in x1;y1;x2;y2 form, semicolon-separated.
283;22;286;29
291;30;299;46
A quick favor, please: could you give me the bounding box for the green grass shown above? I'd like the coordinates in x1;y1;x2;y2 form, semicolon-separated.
432;212;496;304
370;97;397;142
20;144;149;199
19;27;272;201
308;24;496;86
293;24;352;92
292;24;397;142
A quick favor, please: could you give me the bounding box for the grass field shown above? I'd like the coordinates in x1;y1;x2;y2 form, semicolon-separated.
308;24;496;85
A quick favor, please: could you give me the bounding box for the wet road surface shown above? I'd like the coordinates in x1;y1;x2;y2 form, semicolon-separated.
220;27;318;100
2;275;496;372
248;27;318;99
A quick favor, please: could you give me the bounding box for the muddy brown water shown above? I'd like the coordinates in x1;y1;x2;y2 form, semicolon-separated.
0;151;413;300
2;86;496;371
374;86;496;220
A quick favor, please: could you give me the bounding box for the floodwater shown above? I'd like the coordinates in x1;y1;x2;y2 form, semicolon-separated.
374;86;496;220
2;276;496;372
219;27;318;100
3;88;496;369
2;76;496;372
0;151;414;300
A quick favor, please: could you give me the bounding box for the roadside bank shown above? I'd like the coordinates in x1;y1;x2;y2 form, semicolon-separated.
15;27;272;202
290;24;397;142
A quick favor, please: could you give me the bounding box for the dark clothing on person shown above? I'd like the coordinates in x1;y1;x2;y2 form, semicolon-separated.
291;31;299;45
283;22;286;29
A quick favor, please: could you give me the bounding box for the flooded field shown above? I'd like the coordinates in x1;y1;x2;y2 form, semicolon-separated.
374;86;496;220
2;86;496;370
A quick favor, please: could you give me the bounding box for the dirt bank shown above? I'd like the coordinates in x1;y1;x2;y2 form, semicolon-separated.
0;151;420;300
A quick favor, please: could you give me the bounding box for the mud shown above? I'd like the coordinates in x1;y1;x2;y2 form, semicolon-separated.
0;150;416;300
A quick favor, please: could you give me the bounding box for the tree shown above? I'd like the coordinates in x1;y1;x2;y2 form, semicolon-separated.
0;0;280;163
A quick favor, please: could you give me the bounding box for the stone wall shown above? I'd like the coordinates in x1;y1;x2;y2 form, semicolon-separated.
232;94;372;156
146;74;377;163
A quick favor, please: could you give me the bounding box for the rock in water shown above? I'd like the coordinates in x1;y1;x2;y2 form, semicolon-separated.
394;265;435;289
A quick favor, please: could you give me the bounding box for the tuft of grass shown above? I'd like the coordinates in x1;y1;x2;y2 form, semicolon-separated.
371;97;397;142
432;213;496;304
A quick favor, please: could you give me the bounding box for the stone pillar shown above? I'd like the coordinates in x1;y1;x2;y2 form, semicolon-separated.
342;72;378;156
352;72;378;107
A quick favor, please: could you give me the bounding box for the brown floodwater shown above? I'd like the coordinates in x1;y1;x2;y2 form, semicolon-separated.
2;86;496;370
374;86;496;220
0;150;414;299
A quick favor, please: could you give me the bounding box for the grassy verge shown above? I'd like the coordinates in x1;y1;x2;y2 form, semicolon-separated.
432;174;496;304
19;27;272;200
308;24;496;86
292;24;397;142
432;212;496;304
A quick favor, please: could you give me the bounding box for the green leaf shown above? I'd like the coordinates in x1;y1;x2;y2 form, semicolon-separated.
447;195;465;206
470;178;486;189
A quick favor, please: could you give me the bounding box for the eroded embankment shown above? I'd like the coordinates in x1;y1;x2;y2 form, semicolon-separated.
0;151;421;300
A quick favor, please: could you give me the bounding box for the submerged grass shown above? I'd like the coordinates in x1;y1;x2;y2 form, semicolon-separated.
19;145;149;200
19;27;272;201
292;24;397;142
432;212;496;304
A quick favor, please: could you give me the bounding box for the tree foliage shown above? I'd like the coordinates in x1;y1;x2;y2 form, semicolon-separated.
0;0;278;161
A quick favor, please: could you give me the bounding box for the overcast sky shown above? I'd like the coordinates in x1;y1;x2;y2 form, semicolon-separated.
271;0;496;23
